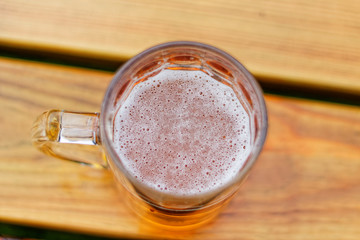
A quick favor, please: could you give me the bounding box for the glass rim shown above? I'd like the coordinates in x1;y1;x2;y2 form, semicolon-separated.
100;41;268;207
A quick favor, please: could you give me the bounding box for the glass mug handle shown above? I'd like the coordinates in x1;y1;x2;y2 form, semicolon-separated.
31;110;107;168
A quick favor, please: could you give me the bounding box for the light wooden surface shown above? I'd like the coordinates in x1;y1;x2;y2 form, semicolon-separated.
0;57;359;239
1;0;360;95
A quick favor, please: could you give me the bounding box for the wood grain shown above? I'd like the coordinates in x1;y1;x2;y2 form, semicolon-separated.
0;0;360;95
0;57;360;239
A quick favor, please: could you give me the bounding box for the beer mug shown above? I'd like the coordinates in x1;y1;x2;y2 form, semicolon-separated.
32;41;267;229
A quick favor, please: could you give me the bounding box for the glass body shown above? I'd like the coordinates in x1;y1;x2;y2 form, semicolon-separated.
32;41;268;229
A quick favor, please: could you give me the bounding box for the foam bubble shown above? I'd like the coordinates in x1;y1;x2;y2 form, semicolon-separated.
113;69;251;196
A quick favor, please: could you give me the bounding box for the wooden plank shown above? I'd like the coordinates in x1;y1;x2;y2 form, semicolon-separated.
0;0;360;95
0;57;360;239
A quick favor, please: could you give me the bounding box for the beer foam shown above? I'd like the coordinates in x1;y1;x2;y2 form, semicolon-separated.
113;69;250;197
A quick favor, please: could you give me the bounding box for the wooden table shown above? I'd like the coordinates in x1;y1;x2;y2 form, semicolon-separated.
0;1;359;239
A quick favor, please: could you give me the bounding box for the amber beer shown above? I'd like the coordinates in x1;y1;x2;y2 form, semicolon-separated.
112;65;252;227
